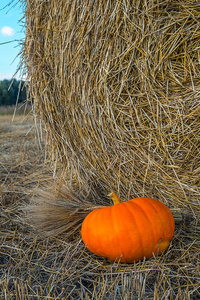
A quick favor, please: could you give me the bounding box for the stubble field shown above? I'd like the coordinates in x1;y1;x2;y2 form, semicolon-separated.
0;110;200;299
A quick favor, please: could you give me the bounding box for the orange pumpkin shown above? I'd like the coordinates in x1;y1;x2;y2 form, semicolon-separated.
81;192;175;263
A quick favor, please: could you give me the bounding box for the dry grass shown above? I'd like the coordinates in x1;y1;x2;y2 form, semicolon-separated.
0;102;32;116
0;114;199;299
1;0;200;298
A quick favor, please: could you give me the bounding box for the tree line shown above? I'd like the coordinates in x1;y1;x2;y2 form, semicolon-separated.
0;79;27;106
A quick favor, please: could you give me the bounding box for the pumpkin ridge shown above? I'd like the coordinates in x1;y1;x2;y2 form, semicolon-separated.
147;199;175;240
130;200;157;252
94;208;107;256
110;206;124;261
83;209;97;253
85;208;106;257
144;200;166;241
124;201;146;258
99;207;118;258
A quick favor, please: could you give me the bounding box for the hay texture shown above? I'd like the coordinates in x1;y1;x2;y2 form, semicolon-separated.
22;0;200;216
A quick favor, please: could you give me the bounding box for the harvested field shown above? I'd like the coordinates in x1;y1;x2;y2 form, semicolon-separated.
0;115;199;299
1;0;200;298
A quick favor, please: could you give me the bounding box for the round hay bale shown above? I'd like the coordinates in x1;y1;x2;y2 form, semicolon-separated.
22;0;200;216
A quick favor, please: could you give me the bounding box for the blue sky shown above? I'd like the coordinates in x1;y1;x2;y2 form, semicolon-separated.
0;0;25;80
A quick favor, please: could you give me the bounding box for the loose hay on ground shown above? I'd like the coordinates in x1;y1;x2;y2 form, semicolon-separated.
0;115;199;299
1;0;200;298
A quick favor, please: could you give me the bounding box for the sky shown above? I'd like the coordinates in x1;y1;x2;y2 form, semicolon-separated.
0;0;25;80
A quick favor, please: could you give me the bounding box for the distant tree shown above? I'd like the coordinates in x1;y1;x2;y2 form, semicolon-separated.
0;79;27;106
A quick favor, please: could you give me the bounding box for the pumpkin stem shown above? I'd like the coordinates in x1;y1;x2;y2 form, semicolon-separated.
108;192;121;205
